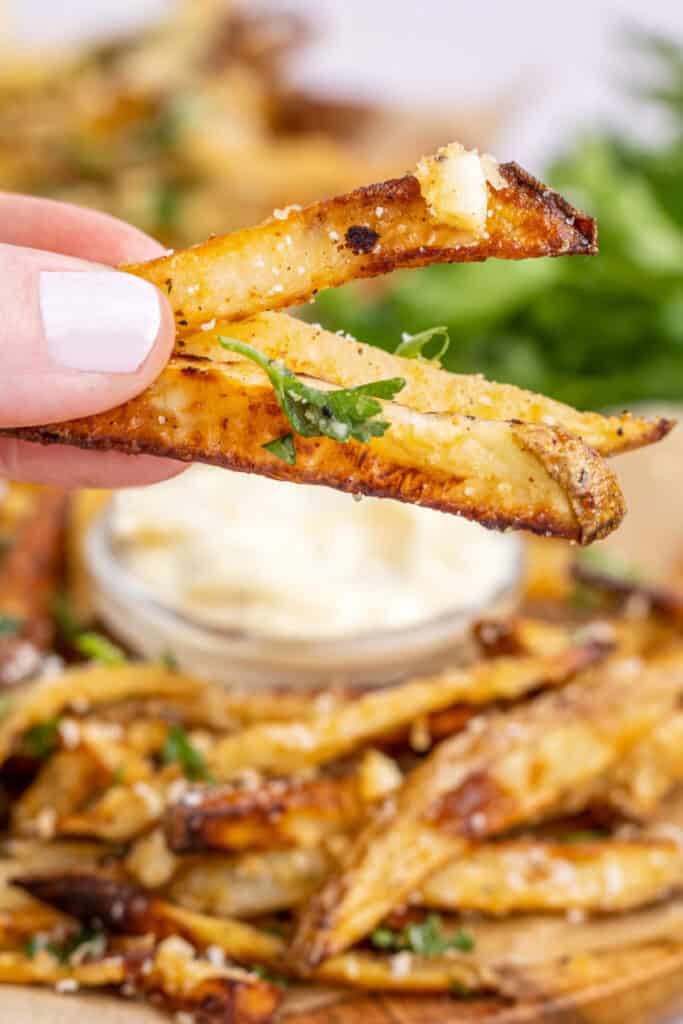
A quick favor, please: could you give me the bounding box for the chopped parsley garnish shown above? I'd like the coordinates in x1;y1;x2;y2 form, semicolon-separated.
371;914;474;957
161;649;180;672
21;718;61;759
218;337;405;463
162;724;212;782
74;631;127;666
575;547;642;584
262;433;296;465
562;829;605;843
26;926;105;963
0;614;23;636
51;592;83;642
394;326;450;365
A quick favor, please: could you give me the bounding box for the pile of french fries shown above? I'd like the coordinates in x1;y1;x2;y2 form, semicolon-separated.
1;486;683;1022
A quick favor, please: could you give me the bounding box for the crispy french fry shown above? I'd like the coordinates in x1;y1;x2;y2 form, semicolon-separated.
13;871;284;965
207;642;608;778
180;313;672;458
167;847;337;918
5;355;626;544
164;752;401;854
0;937;283;1024
59;774;171;841
127;159;597;329
291;653;683;966
420;837;683;914
164;775;367;854
11;749;107;838
604;713;683;819
140;936;283;1024
0;663;204;765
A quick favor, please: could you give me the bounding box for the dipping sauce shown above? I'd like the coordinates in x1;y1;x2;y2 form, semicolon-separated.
110;465;520;640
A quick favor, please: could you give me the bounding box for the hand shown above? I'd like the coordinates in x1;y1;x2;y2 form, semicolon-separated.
0;193;182;488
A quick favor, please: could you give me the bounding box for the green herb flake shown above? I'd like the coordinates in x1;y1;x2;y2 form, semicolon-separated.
218;337;405;446
161;649;180;672
394;326;450;364
51;592;84;643
0;615;23;636
563;829;605;843
262;433;296;465
22;718;61;760
576;547;643;584
162;724;211;782
370;914;474;958
75;631;127;666
29;926;106;964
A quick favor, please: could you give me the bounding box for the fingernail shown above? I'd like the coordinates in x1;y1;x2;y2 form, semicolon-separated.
40;271;162;373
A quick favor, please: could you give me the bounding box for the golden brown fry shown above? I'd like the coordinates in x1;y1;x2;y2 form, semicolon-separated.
164;752;401;854
420;837;683;914
127;161;597;329
13;870;284;965
58;774;171;841
0;936;283;1024
292;653;683;967
166;831;683;920
315;949;498;994
164;774;366;853
180;313;672;458
5;355;626;544
65;489;111;623
167;847;337;918
604;713;683;819
11;749;107;839
0;488;67;686
0;663;204;765
207;641;609;778
140;936;283;1024
0;950;126;987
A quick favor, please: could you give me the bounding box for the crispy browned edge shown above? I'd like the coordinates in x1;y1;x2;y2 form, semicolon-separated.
163;775;363;854
0;374;624;546
128;162;597;332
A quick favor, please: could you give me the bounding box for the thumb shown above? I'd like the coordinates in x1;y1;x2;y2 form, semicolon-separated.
0;242;175;429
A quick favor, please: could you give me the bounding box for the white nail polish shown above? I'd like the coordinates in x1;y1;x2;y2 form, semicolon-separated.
40;271;162;373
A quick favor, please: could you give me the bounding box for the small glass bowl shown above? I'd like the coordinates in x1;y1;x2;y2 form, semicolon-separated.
85;509;524;690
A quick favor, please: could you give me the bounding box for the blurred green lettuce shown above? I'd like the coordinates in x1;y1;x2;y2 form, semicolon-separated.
314;33;683;409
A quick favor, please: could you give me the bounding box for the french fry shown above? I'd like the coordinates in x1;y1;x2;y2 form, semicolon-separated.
420;837;683;914
0;663;204;766
604;713;683;819
167;847;337;918
11;750;107;839
180;313;672;458
207;640;610;777
138;936;283;1024
0;937;283;1024
5;355;627;544
164;774;367;854
13;871;284;965
59;774;172;841
291;653;683;967
127;157;597;329
164;752;401;854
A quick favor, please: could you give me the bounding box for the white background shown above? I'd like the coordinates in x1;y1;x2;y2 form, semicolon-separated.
5;0;683;164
